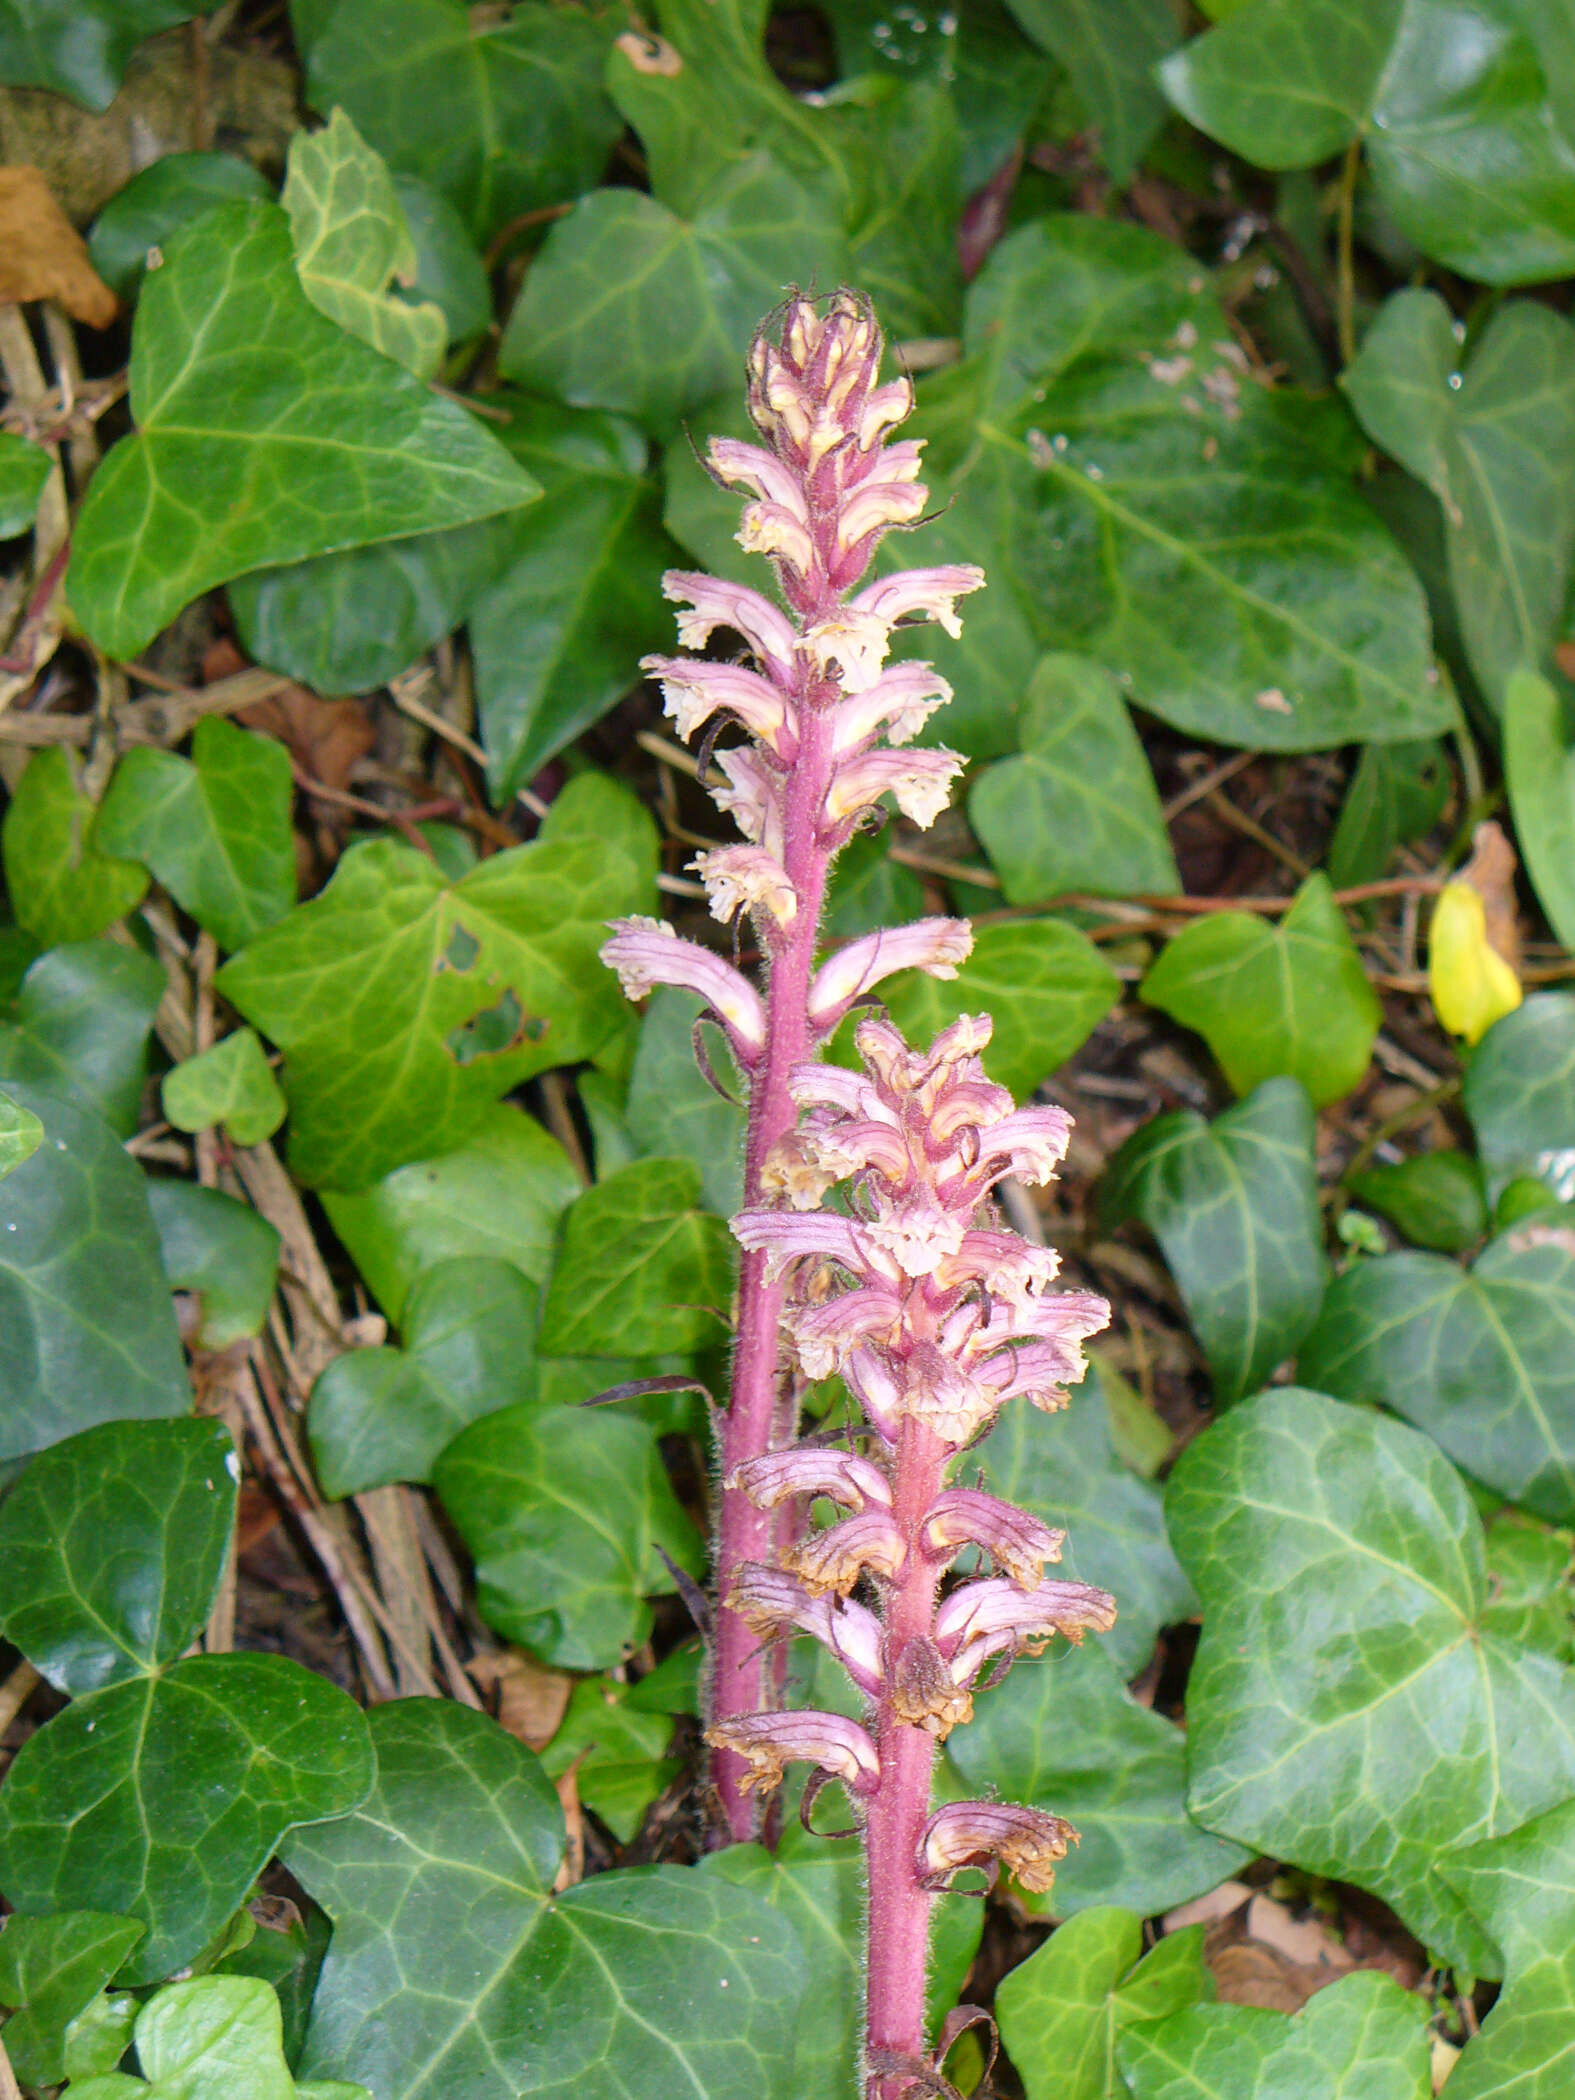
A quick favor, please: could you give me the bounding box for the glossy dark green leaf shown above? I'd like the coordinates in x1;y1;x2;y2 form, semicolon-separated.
97;719;296;954
321;1103;579;1321
0;1082;190;1462
950;1643;1252;1919
624;990;745;1218
148;1181;280;1351
303;0;620;240
283;1698;809;2100
536;1676;678;1844
968;654;1178;903
979;1359;1194;1675
1441;1798;1575;2099
1160;0;1575;285
0;430;52;536
1505;664;1575;954
310;1255;538;1497
1463;993;1575;1199
217;833;632;1190
538;1158;734;1359
1004;0;1178;182
162;1028;287;1149
434;1399;702;1670
817;74;963;337
468;400;679;800
995;1906;1213;2100
0;937;162;1137
2;749;148;948
1101;1079;1329;1402
88;151;271;301
392;173;489;345
1168;1387;1575;1972
1118;1969;1432;2099
0;1090;42;1182
0;0;212;106
74;1971;371;2098
1348;1150;1488;1253
0;1417;234;1693
500;157;849;439
0;1910;144;2090
1140;876;1381;1106
1343;294;1575;706
68;202;537;662
1300;1232;1575;1525
1328;737;1450;889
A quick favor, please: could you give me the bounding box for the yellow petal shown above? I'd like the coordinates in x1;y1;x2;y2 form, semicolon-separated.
1428;881;1523;1045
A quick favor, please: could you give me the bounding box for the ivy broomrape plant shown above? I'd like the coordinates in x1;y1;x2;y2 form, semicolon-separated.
601;293;1117;2098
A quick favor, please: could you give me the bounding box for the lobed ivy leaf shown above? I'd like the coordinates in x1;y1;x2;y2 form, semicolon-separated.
0;0;214;107
163;1028;288;1149
1348;1149;1489;1254
148;1181;281;1352
538;1158;735;1359
2;749;148;948
968;654;1178;903
217;833;632;1190
68;1972;370;2100
88;151;272;301
1300;1231;1575;1526
1117;1969;1432;2099
1505;664;1575;956
1101;1079;1329;1403
0;938;162;1137
1168;1387;1575;1972
1463;993;1575;1200
951;1642;1251;1920
0;1909;145;2090
283;1697;810;2100
1139;875;1381;1107
1441;1798;1575;2098
435;1399;704;1670
994;1905;1213;2100
310;1255;538;1497
0;1082;190;1462
0;429;52;536
1160;0;1575;285
68;201;537;662
1003;0;1178;183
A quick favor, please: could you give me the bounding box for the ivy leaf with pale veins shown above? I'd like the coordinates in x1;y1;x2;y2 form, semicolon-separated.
1300;1231;1575;1526
1441;1798;1575;2098
968;654;1179;902
1140;875;1382;1107
2;749;148;948
538;1158;735;1359
1463;993;1575;1199
0;1082;190;1462
949;1643;1252;1920
1342;293;1575;707
0;938;163;1137
1160;0;1575;285
88;150;272;302
1167;1387;1575;1972
162;1028;287;1149
995;1905;1213;2100
310;1256;539;1497
68;201;537;663
0;1910;145;2091
216;833;632;1190
148;1181;280;1352
96;719;296;955
282;1698;810;2100
1101;1079;1330;1403
283;106;446;378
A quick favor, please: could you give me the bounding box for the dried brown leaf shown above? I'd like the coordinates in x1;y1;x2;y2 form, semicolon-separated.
0;165;116;325
467;1648;573;1751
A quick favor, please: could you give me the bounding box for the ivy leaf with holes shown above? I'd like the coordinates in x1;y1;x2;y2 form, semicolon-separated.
1140;876;1381;1106
162;1028;287;1149
1168;1387;1575;1973
0;939;162;1137
538;1158;735;1360
0;1419;373;1981
1101;1079;1329;1402
2;750;148;948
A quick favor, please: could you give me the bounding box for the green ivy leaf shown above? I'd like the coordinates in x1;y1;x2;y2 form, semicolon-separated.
303;0;621;241
68;201;537;662
282;1698;810;2099
321;1104;580;1322
1348;1150;1488;1253
163;1028;288;1149
1300;1233;1575;1526
0;938;163;1137
1160;0;1575;285
1167;1387;1575;1972
283;107;446;378
950;1643;1252;1919
148;1181;281;1351
1441;1798;1575;2098
88;151;271;302
1101;1079;1330;1403
217;833;631;1190
0;429;52;536
1118;1969;1432;2099
1505;664;1575;954
2;749;148;948
1328;738;1450;890
816;75;964;337
0;1910;145;2090
0;1089;43;1181
968;654;1178;903
0;1082;190;1462
995;1906;1213;2100
1343;294;1575;707
500;156;849;439
1003;0;1178;183
72;1973;371;2100
536;1677;679;1845
392;172;489;345
624;990;745;1219
310;1255;538;1497
538;1158;734;1359
434;1399;702;1670
0;0;213;106
1482;1521;1575;1664
1139;875;1381;1106
1463;993;1575;1199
